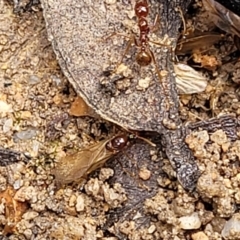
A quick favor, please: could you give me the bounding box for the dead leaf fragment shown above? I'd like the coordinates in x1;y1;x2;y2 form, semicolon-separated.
69;96;94;117
0;186;28;235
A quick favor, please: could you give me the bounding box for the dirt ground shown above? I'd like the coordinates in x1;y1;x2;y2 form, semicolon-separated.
1;0;240;239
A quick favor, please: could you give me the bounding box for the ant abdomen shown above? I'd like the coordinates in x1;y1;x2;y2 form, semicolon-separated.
136;51;152;66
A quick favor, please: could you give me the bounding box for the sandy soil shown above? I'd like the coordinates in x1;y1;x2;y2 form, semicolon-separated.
1;0;240;239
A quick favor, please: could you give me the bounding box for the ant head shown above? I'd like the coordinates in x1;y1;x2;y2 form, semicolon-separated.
106;134;129;152
136;51;152;66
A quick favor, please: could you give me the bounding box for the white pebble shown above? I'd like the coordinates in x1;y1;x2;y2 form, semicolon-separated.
222;213;240;239
3;118;13;133
179;212;201;230
76;195;85;212
0;100;12;113
104;0;116;5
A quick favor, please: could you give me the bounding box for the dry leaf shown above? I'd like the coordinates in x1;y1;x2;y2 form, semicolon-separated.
69;96;94;117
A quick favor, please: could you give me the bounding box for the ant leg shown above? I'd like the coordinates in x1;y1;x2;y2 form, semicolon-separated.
103;32;131;42
101;32;136;72
149;39;172;48
151;40;175;63
148;17;175;62
149;14;171;48
149;13;174;53
115;35;135;70
115;154;137;179
176;7;188;52
177;7;187;36
116;152;150;191
148;48;170;97
148;48;163;83
150;14;160;33
149;48;173;111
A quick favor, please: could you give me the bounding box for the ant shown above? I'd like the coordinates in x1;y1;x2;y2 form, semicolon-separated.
134;0;161;67
53;134;131;186
105;0;171;80
53;130;155;186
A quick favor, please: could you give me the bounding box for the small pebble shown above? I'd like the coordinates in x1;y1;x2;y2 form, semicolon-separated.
105;0;117;5
138;167;151;180
69;194;76;207
14;186;36;202
65;216;85;238
20;111;32;119
0;100;12;113
85;178;100;197
13;179;23;190
210;130;227;145
14;128;37;141
22;211;39;221
28;75;41;85
51;75;62;85
23;229;33;239
148;224;156;234
0;202;5;215
222;213;240;239
76;195;85;212
211;217;226;233
101;183;126;208
137;77;151;90
3;118;13;133
99;168;114;181
179;212;201;230
191;231;209;240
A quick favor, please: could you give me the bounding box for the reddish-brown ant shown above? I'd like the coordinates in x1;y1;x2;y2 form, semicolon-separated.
53;134;131;185
134;0;154;66
105;0;171;78
53;130;155;186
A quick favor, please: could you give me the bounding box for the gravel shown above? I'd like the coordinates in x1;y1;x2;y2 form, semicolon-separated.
1;0;240;239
